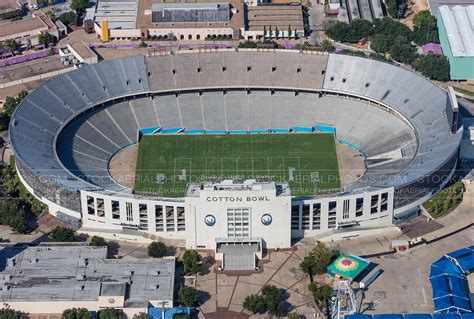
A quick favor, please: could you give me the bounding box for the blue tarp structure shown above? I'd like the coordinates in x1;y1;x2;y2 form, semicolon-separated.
347;315;473;319
336;138;366;158
373;315;404;319
206;130;226;134
139;126;161;136
345;315;372;319
249;129;269;134
404;315;434;319
430;247;473;314
228;130;248;134
148;307;190;319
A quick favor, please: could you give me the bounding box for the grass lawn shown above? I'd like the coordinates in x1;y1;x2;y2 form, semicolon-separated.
134;133;340;197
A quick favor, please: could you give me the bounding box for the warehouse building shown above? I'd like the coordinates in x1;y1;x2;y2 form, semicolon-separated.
245;4;304;39
437;5;474;81
0;244;175;315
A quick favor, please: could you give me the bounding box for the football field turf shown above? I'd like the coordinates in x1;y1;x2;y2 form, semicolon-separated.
134;133;340;197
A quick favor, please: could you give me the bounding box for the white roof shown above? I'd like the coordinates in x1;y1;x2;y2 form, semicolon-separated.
439;5;474;57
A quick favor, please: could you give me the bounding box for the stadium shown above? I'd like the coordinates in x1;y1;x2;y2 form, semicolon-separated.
9;50;462;269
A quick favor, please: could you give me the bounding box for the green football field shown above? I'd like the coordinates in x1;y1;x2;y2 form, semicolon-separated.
134;134;340;197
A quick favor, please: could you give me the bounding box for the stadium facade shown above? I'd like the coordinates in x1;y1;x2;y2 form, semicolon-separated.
9;50;462;267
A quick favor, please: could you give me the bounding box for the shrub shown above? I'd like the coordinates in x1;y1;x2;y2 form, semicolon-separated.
90;235;107;246
178;286;199;307
147;241;166;258
183;250;201;275
51;226;76;242
411;54;450;81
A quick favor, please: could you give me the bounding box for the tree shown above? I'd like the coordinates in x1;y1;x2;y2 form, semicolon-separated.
0;198;28;233
5;39;18;52
59;11;78;25
326;19;373;43
261;285;283;316
0;112;9;131
412;54;450;81
389;37;417;64
183;250;201;275
411;10;438;45
321;39;334;52
238;40;257;48
385;0;406;18
147;241;166;258
309;283;333;308
70;0;89;14
51;226;76;241
132;313;147;319
370;33;392;53
178;286;200;307
38;32;54;47
0;307;21;319
139;41;148;48
300;242;332;277
62;308;91;319
243;294;267;314
90;235;107;246
97;308;123;319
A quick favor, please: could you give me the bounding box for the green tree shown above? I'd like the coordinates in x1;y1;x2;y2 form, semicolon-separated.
300;242;333;277
59;11;78;25
62;308;91;319
411;10;438;45
0;307;21;319
132;313;147;319
183;250;201;275
238;40;257;48
97;308;123;319
0;198;28;233
3;96;18;118
385;0;406;18
389;37;417;64
5;39;18;52
90;235;107;246
147;241;166;258
38;32;54;47
309;283;333;308
70;0;89;14
261;285;283;316
178;286;200;307
370;33;392;53
412;54;450;81
51;226;76;241
321;39;334;52
139;41;148;48
243;294;267;314
0;112;9;131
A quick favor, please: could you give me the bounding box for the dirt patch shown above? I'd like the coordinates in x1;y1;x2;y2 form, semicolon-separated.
336;142;366;188
108;144;138;188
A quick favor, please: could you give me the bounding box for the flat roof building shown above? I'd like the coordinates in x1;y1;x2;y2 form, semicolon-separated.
428;0;473;15
246;4;304;39
437;5;474;80
0;244;175;316
0;13;59;45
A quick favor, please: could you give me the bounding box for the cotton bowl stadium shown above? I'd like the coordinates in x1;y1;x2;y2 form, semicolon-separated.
9;50;462;266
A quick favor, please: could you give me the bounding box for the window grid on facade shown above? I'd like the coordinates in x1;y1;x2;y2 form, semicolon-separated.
166;206;175;231
87;196;94;215
176;207;185;231
139;203;148;231
126;202;133;222
302;204;310;230
155;205;164;232
328;201;337;228
227;208;250;238
355;198;364;217
291;205;300;230
312;203;321;230
342;199;350;219
112;200;120;219
96;198;105;217
371;195;379;214
381;193;388;212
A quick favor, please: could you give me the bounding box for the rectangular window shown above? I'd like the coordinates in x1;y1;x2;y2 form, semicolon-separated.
126;202;133;221
342;199;349;219
227;208;250;237
381;193;388;212
155;205;164;232
139;203;148;231
312;203;321;230
166;206;175;231
112;200;120;219
177;206;185;231
291;205;300;230
371;195;379;214
96;198;105;217
328;201;337;228
355;198;364;217
87;196;95;215
302;204;310;230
